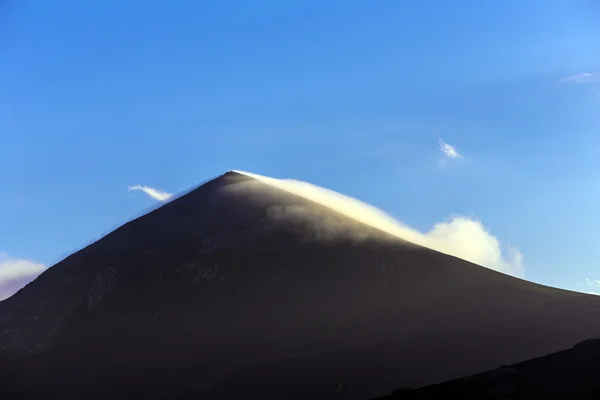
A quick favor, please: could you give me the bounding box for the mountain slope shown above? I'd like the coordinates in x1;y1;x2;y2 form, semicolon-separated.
2;171;600;399
376;338;600;399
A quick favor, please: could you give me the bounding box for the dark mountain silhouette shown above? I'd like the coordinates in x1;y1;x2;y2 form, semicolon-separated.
2;171;600;399
376;338;600;399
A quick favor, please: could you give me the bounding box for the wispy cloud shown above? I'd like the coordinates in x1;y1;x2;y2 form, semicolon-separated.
0;253;47;301
562;72;598;84
439;139;463;159
580;279;600;295
128;185;173;202
585;278;600;287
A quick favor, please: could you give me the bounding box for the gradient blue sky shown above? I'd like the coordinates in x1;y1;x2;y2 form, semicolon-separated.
1;0;599;297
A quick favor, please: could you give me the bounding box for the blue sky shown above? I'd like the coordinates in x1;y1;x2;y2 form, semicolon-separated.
1;0;599;298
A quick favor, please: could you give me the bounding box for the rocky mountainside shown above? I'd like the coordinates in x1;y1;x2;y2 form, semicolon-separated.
376;338;600;399
2;171;600;399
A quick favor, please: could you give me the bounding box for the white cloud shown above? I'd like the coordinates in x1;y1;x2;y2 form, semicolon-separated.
233;171;525;278
439;139;462;159
585;278;600;287
562;72;598;84
0;253;47;301
128;185;173;202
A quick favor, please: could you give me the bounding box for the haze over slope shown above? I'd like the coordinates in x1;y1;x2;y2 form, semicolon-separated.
234;171;524;277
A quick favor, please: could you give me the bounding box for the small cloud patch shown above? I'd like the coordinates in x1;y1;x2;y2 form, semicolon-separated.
439;139;463;159
585;278;600;287
0;253;47;301
562;72;598;84
128;185;173;202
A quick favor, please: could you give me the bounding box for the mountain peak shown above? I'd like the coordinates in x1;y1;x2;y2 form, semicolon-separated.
3;171;600;399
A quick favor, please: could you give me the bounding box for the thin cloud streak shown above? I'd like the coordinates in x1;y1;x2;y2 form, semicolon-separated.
562;72;597;84
439;139;462;159
128;185;173;202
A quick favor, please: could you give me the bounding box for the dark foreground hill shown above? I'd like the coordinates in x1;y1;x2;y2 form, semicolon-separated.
2;171;600;399
376;338;600;400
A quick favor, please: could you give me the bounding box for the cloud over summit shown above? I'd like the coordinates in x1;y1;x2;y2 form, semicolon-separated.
234;171;525;278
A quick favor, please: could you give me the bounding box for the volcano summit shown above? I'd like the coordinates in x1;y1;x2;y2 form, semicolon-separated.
1;171;600;399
